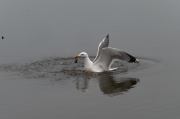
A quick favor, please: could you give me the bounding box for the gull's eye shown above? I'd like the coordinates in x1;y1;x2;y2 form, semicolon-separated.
81;54;83;55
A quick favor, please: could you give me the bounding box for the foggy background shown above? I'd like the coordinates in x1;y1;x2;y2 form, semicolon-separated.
0;0;180;63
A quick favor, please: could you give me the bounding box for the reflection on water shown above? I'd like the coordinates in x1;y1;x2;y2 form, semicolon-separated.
0;56;156;95
75;77;90;92
99;75;139;96
75;72;140;96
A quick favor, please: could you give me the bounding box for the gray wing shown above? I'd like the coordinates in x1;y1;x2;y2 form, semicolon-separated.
93;47;139;69
93;34;109;63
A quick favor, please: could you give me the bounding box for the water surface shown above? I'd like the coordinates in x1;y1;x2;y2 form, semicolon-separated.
0;0;180;119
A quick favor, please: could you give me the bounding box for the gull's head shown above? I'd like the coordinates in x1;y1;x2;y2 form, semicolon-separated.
75;52;88;58
75;52;88;63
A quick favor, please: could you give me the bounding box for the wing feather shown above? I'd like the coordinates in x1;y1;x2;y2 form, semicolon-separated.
93;47;138;70
93;34;109;63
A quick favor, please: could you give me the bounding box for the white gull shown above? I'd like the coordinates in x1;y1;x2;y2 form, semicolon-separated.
75;34;139;72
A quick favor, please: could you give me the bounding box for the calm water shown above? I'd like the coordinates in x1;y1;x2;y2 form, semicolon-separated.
0;0;180;119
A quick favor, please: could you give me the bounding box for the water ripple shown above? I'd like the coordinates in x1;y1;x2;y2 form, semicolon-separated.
0;56;158;96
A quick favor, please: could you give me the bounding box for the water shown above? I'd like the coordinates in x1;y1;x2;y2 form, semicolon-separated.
0;0;180;119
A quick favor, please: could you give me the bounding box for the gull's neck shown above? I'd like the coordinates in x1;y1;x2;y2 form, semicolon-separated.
84;55;93;70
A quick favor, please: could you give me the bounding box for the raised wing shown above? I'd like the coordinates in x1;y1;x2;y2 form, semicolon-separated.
93;47;139;69
93;34;109;63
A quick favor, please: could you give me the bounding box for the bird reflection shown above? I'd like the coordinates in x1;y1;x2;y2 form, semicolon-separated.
75;77;90;92
75;72;140;96
98;75;140;96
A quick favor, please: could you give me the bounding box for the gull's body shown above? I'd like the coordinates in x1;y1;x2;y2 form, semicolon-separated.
75;34;139;72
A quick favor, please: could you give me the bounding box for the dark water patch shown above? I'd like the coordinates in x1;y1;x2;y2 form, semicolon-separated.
0;56;158;80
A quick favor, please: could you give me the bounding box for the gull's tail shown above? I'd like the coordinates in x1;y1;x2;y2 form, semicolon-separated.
124;52;139;63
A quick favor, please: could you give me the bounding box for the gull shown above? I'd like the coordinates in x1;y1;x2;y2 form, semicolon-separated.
75;34;139;72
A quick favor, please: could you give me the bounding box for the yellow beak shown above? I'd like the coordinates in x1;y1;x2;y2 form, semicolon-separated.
75;55;81;58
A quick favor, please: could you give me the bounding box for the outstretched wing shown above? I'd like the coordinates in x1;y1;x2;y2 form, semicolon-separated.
93;47;139;69
93;34;109;63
